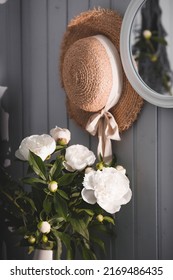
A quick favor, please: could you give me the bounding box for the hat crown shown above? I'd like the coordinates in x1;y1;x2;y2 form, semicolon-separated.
62;36;112;112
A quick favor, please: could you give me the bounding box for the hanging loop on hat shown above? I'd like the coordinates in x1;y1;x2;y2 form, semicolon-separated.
86;109;120;163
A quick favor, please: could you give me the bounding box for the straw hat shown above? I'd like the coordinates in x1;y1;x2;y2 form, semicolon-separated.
60;8;143;161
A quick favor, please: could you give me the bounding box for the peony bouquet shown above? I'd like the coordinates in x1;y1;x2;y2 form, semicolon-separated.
0;127;132;259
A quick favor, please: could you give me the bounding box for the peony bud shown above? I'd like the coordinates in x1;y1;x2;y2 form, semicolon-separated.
96;162;104;170
48;181;58;192
143;29;152;40
96;214;104;223
150;55;158;62
42;235;48;243
28;235;36;244
50;127;71;145
38;221;51;234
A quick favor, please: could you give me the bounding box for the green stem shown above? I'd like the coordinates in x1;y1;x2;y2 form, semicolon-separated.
0;189;25;214
146;39;155;53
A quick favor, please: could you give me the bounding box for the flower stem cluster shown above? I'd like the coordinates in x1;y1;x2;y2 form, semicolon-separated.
0;127;132;260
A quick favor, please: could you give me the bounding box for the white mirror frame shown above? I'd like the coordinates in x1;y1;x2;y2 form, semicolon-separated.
120;0;173;108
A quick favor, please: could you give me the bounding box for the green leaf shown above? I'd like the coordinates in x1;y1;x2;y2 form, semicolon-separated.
22;196;37;212
28;246;35;255
43;196;52;214
22;177;47;185
103;216;115;225
51;229;63;260
54;231;74;260
58;173;77;186
49;215;65;224
90;223;110;233
70;218;89;240
90;235;106;253
53;193;68;220
57;189;69;200
75;208;94;216
55;145;66;151
81;246;97;260
49;157;62;180
152;36;167;45
28;151;47;181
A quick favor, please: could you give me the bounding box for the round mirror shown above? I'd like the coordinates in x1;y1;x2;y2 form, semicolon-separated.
120;0;173;108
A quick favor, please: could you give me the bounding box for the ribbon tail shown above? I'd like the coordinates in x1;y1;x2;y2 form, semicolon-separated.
104;137;113;163
97;121;113;163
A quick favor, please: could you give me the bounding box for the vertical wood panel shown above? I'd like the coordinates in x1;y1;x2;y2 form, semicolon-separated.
111;0;131;15
90;0;111;9
22;0;48;135
113;128;135;259
48;0;68;130
0;0;23;179
135;103;158;259
158;108;173;259
0;4;8;81
0;0;25;260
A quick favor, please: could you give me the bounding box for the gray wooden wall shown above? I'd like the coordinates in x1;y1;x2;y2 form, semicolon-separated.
0;0;173;260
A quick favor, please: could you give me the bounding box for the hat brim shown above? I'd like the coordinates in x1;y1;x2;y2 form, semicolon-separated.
60;8;143;133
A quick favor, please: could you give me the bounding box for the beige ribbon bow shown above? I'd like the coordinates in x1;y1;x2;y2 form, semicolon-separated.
86;109;120;163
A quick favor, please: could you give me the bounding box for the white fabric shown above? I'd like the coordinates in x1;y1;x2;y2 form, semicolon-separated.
86;35;123;162
0;0;8;4
0;86;7;99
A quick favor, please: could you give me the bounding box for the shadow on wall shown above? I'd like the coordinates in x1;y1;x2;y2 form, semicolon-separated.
0;87;11;168
0;87;11;259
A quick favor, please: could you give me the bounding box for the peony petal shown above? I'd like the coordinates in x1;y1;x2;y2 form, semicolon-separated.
97;199;121;214
15;149;26;161
120;189;132;205
63;161;76;172
115;165;126;175
82;170;96;190
81;189;97;204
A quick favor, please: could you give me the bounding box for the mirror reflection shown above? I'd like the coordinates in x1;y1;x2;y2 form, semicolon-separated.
131;0;173;96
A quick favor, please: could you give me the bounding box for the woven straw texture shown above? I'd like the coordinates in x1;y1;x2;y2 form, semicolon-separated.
62;37;112;112
60;8;144;133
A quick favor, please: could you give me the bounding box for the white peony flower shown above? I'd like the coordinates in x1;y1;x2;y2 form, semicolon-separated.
50;126;71;145
64;144;96;171
38;221;51;234
82;167;132;214
15;134;56;161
